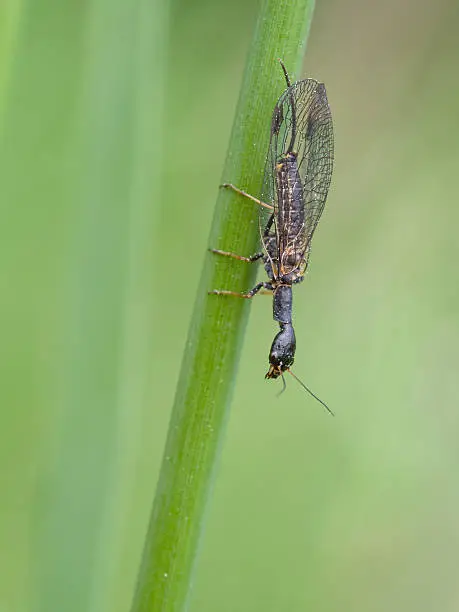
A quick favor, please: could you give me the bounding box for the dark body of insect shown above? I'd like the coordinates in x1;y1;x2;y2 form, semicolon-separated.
210;62;334;411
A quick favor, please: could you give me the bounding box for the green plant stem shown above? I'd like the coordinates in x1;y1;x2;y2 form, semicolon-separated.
131;1;316;610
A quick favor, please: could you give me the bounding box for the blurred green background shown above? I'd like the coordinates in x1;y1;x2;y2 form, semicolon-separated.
2;0;459;610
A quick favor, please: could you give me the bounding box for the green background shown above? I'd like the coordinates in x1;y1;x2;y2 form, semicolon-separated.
2;0;459;610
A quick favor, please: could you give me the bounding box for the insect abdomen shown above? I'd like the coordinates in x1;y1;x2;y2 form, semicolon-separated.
275;151;306;276
276;151;304;234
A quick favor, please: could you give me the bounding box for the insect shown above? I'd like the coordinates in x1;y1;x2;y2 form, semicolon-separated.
210;60;334;414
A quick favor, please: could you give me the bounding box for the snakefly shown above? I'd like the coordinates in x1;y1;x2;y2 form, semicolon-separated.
209;60;334;414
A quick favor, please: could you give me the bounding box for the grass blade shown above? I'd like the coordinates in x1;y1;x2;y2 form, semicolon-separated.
131;0;316;610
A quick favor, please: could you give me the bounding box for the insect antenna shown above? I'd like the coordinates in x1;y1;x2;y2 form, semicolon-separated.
277;58;297;153
277;373;287;397
287;369;334;416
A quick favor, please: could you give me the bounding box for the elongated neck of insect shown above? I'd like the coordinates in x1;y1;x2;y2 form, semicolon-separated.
273;285;292;324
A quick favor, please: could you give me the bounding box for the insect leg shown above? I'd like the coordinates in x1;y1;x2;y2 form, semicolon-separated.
263;213;275;236
209;248;264;263
209;282;273;299
221;183;273;211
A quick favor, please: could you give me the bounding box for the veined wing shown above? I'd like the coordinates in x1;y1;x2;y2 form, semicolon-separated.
259;78;334;278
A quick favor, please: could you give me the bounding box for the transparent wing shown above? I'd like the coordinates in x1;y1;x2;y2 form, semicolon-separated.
259;79;334;276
